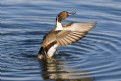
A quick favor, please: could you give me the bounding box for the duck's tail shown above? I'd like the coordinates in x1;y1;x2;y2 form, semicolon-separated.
38;47;46;59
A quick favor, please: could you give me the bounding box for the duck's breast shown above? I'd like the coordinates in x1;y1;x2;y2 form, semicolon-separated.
47;44;58;57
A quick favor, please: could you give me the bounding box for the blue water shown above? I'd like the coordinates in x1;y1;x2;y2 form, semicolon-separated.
1;0;121;81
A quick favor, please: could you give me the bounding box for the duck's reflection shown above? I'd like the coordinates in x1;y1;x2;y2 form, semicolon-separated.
39;57;93;81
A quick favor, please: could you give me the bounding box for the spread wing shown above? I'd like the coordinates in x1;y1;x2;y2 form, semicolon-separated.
56;22;97;46
56;30;87;46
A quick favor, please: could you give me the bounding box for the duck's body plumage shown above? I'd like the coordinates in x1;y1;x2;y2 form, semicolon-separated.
38;11;96;59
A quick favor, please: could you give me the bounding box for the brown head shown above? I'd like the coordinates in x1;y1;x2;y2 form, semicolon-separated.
56;11;76;22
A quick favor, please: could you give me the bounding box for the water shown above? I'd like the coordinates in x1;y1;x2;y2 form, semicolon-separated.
1;0;121;81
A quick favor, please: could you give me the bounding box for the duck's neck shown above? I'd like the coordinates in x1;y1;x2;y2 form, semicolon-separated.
55;18;63;31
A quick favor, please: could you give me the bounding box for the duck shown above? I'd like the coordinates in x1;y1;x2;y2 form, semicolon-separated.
38;11;96;59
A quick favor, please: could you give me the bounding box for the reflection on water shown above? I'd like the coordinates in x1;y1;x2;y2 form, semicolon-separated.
39;57;93;81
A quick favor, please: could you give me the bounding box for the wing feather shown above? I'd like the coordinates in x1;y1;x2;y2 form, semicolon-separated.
56;31;87;46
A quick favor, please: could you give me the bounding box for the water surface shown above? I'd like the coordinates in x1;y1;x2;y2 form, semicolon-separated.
1;0;121;81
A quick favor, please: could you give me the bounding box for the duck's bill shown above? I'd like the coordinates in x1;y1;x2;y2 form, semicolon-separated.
68;12;76;16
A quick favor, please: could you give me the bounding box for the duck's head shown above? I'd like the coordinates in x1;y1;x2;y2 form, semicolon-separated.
56;11;76;22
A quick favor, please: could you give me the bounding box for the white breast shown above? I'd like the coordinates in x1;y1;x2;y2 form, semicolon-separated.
47;44;58;57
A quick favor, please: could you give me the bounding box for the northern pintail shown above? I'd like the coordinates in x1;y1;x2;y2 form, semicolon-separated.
38;11;96;59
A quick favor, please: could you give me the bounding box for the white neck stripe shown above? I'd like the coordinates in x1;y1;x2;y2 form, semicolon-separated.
55;18;63;31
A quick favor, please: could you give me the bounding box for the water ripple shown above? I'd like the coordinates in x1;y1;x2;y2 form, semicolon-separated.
1;0;121;81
